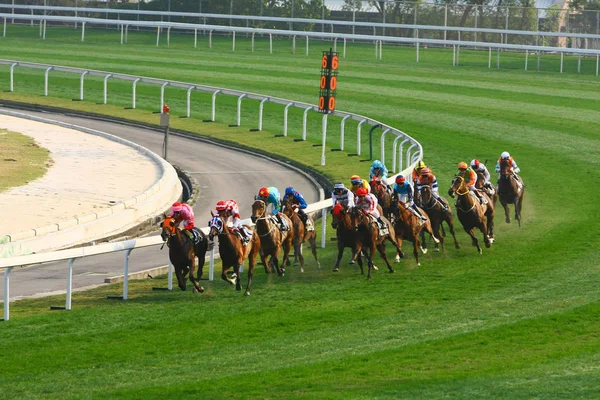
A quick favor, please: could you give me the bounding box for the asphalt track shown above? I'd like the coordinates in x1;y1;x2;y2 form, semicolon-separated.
2;108;322;300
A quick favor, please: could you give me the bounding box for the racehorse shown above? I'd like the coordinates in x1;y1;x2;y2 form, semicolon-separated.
331;204;365;274
392;199;440;266
160;216;209;293
251;200;294;277
208;214;261;296
498;158;524;226
370;177;393;219
420;185;460;251
281;198;320;272
448;176;495;254
475;170;498;205
349;206;399;280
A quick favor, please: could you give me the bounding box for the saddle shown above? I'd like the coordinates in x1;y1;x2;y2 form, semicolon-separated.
305;218;315;232
269;216;289;232
186;228;203;244
230;226;252;246
367;215;389;237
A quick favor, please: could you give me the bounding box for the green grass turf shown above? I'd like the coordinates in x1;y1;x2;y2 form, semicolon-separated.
0;128;51;193
0;25;599;399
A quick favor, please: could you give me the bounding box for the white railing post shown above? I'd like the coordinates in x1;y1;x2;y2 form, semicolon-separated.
156;26;160;47
209;30;212;49
380;128;391;163
292;35;296;55
79;71;88;100
194;28;197;48
357;119;367;156
43;19;46;40
4;267;12;321
168;261;173;290
9;62;17;92
407;143;418;168
125;25;128;44
321;207;327;248
391;134;403;173
66;258;74;310
321;113;328;166
339;115;351;151
525;50;529;71
120;24;124;44
269;33;273;54
236;93;247;126
160;82;169;112
132;78;141;109
186;86;194;118
122;249;132;300
232;31;235;51
167;27;171;47
488;47;492;68
81;21;85;41
306;35;309;56
302;106;311;141
44;67;52;96
251;32;255;52
209;247;215;281
560;52;564;73
211;89;221;122
283;102;293;136
103;74;112;104
3;17;6;38
398;138;410;172
343;38;347;58
258;98;268;131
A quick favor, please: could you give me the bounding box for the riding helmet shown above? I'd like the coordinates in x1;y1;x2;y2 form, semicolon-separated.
395;175;406;184
457;162;468;170
258;187;270;197
356;187;368;196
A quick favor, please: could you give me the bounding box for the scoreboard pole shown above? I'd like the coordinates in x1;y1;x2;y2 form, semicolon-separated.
318;48;339;166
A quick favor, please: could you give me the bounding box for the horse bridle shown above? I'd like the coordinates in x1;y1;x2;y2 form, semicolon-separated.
252;200;278;237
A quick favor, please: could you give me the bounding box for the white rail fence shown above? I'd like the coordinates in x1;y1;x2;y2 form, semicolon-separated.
0;61;423;321
1;13;600;74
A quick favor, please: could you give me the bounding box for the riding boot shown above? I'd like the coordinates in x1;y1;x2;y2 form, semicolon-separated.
377;217;388;234
276;213;288;231
185;229;195;243
476;191;488;205
298;209;308;225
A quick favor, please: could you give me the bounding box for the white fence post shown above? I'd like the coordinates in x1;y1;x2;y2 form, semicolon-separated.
321;113;328;166
251;32;255;52
258;98;268;131
160;81;169;112
407;143;418;168
391;135;403;173
167;27;170;47
380;128;391;163
122;249;132;300
9;62;17;92
306;35;309;56
211;89;221;122
4;267;12;321
103;74;112;104
42;19;46;40
302;106;311;141
269;33;273;54
186;86;194;117
168;261;173;289
81;22;85;41
209;247;215;281
283;102;293;136
194;28;197;48
357;119;367;156
236;93;247;126
209;30;212;48
79;71;88;100
232;31;235;51
3;17;6;38
398;138;410;172
132;78;141;109
340;115;350;151
66;258;74;310
44;66;52;96
156;26;160;47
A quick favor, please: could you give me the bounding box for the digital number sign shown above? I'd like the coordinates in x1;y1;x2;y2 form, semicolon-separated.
318;49;339;114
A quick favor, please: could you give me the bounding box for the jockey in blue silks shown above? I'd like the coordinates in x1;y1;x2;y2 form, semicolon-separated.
283;187;309;224
257;186;288;230
392;175;427;221
369;160;389;181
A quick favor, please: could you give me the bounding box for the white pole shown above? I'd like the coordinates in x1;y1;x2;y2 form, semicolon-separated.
9;62;17;92
577;54;581;74
4;268;11;321
236;93;247;126
380;128;391;163
269;33;273;54
120;24;123;44
525;50;529;71
125;25;128;43
258;98;268;131
334;37;337;52
209;30;212;49
66;258;74;310
44;67;52;96
160;82;169;112
156;26;160;47
186;86;194;117
306;35;309;56
488;47;492;68
43;19;46;40
391;135;403;173
302;106;311;141
560;52;564;73
497;48;500;68
596;54;599;76
167;27;170;47
340;115;350;151
292;35;295;55
211;89;221;121
357;119;367;156
168;261;173;289
232;31;235;51
79;71;88;100
321;208;327;249
194;28;197;48
398;139;410;172
283;103;293;136
252;32;255;52
321;113;328;166
453;45;456;66
3;17;6;38
343;38;346;58
123;249;132;300
81;21;85;41
103;74;112;104
132;78;140;109
208;248;215;281
416;42;419;63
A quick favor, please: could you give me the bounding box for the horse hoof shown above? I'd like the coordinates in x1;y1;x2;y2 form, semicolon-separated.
434;248;440;252
244;291;250;296
199;287;205;293
506;218;511;224
417;263;421;267
300;268;305;273
389;269;395;273
349;260;355;265
394;256;400;263
478;248;483;254
421;248;428;255
332;267;339;272
372;265;379;271
455;244;461;249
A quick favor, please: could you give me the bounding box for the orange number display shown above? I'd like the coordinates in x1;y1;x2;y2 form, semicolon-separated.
331;55;339;70
328;97;336;111
320;76;327;89
321;55;328;69
330;76;337;90
319;96;325;110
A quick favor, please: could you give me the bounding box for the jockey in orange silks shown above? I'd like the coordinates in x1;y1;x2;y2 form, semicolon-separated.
350;175;370;194
412;160;428;183
457;162;487;204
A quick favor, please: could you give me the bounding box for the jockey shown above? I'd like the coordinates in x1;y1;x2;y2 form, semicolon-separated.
470;159;494;191
355;187;387;232
331;182;355;208
417;168;447;211
495;151;522;186
457;162;487;205
412;160;427;184
257;186;288;231
283;187;309;225
369;160;389;185
350;174;371;194
216;200;250;242
170;202;196;240
393;175;426;221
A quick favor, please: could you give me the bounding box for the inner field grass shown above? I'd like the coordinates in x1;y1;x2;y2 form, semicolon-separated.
0;26;599;399
0;128;50;193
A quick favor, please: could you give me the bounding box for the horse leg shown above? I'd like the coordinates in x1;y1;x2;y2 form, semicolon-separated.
308;234;320;269
445;216;460;249
244;247;259;296
419;230;428;253
516;192;524;227
413;235;421;266
376;243;395;273
501;200;511;224
431;218;443;251
395;236;404;263
333;240;345;272
479;220;492;248
261;253;270;274
188;257;204;293
174;264;186;291
366;244;376;280
466;227;482;254
355;249;364;275
294;240;305;273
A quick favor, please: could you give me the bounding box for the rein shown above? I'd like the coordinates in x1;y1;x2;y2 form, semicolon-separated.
253;206;277;238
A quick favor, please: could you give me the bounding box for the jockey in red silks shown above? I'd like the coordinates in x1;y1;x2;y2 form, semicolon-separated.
355;187;387;232
170;202;196;240
216;200;251;242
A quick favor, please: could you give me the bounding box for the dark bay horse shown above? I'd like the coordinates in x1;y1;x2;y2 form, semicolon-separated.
370;177;393;219
392;199;440;266
281;198;320;272
160;216;209;293
420;185;460;251
498;159;524;226
331;204;365;274
475;170;498;206
208;214;261;296
251;200;294;277
349;207;399;280
448;176;495;254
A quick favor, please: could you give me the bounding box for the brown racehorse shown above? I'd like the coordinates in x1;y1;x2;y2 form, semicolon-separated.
251;200;294;277
420;185;460;251
349;207;399;280
392;199;440;266
208;214;261;296
498;159;524;226
331;204;365;274
370;177;393;219
281;198;320;272
448;176;495;254
160;216;209;293
475;170;498;206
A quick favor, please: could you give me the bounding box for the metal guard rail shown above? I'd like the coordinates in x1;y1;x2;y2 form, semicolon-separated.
0;60;423;321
